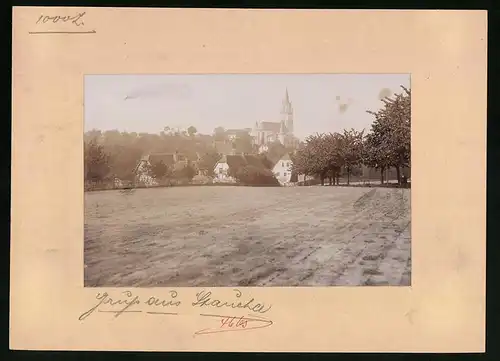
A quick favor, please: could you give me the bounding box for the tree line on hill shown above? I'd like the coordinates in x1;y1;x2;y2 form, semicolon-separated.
292;86;411;186
83;124;258;185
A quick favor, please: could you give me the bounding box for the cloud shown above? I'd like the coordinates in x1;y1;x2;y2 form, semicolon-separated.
124;82;192;101
378;88;393;100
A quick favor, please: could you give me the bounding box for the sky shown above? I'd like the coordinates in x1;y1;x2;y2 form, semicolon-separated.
84;74;410;140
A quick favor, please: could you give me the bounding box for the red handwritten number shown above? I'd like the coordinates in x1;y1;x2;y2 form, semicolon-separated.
220;317;233;328
220;316;247;329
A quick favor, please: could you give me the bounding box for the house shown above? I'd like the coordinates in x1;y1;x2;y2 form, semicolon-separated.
134;152;197;186
257;143;270;154
134;153;175;186
272;153;294;185
114;177;125;188
212;154;269;183
213;155;232;183
225;128;251;141
213;155;246;183
213;140;236;156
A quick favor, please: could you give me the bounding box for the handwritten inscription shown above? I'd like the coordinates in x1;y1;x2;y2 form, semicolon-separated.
221;315;248;329
78;289;274;335
194;314;273;336
192;289;272;314
36;12;86;27
79;290;180;321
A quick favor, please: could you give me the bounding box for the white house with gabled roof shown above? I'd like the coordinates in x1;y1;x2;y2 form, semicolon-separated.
213;155;234;183
272;153;293;185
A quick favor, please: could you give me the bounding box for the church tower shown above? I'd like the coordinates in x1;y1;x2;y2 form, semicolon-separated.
279;120;286;145
281;88;294;135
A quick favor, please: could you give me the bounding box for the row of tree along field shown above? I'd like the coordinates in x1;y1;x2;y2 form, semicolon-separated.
292;86;411;186
84;85;410;188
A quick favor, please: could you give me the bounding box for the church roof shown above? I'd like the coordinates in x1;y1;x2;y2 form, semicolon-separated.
258;121;282;132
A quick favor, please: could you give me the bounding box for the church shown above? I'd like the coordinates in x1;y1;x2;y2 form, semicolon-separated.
251;89;297;152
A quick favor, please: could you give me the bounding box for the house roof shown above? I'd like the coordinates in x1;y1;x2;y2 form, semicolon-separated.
148;153;176;166
244;154;265;168
266;153;281;166
214;140;234;155
226;128;250;135
217;155;227;164
184;152;200;162
272;153;293;167
226;155;248;171
215;154;267;172
280;153;292;161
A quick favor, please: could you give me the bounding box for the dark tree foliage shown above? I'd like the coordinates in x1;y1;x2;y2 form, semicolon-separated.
234;165;280;186
365;86;411;184
150;160;171;180
291;85;410;186
84;140;110;182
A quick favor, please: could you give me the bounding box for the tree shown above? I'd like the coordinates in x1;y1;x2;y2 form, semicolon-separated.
338;128;364;185
365;86;411;184
213;127;226;141
150;160;170;181
198;151;221;176
173;163;197;181
84;140;110;182
323;132;343;185
290;134;330;185
233;133;254;154
264;141;287;164
362;123;392;184
256;154;274;170
84;129;102;143
106;144;142;182
187;126;197;137
234;165;280;186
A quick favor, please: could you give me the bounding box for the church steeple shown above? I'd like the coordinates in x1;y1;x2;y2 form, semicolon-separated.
279;120;286;144
281;88;294;135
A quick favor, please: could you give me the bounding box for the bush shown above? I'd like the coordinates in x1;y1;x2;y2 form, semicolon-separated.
234;165;280;186
191;175;213;185
173;164;196;181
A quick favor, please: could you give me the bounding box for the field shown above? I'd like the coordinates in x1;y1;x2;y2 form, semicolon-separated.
84;186;411;287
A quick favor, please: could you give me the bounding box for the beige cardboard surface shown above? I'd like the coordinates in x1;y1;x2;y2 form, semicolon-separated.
11;8;486;352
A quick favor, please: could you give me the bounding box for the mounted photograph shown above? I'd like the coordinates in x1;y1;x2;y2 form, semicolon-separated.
84;73;411;287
